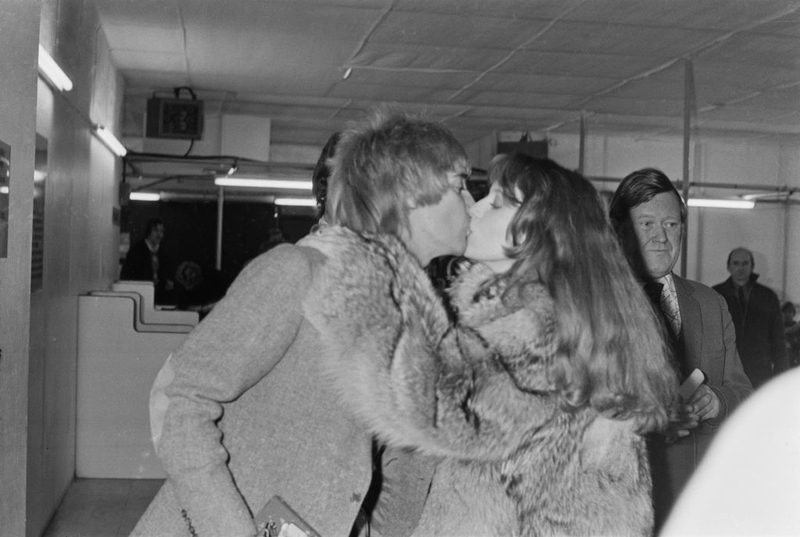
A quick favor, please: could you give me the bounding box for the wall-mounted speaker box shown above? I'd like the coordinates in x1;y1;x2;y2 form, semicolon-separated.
496;140;548;159
146;98;204;140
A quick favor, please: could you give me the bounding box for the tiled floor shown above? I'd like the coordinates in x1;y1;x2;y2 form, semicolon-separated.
43;478;163;537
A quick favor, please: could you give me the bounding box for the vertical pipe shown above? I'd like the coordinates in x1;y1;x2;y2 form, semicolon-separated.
216;185;224;271
274;203;281;240
782;196;790;301
578;112;586;175
680;59;694;278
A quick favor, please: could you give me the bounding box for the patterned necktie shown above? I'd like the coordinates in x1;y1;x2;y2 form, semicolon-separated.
151;251;160;284
660;284;682;336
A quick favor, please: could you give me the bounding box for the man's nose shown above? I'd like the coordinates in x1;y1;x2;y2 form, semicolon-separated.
461;189;476;209
652;225;668;241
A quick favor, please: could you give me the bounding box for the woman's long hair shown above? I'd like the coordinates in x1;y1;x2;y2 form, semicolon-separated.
486;154;677;432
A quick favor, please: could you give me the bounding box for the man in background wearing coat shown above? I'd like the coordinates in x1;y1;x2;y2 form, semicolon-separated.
120;218;174;303
609;168;753;531
713;247;789;388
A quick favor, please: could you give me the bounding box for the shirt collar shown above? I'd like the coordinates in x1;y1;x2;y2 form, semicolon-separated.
657;273;677;297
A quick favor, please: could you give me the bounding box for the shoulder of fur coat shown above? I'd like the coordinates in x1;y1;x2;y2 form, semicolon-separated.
303;228;560;460
302;226;457;454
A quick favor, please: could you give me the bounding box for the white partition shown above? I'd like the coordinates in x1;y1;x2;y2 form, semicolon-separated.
91;291;194;333
76;294;190;478
113;280;200;326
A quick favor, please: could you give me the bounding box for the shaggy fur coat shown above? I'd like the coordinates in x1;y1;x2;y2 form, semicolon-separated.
303;227;653;537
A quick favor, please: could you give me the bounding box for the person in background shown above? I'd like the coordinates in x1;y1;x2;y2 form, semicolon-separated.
256;228;286;255
132;109;473;537
712;247;789;388
782;301;800;368
304;154;677;535
121;218;174;303
172;260;228;318
608;167;753;530
312;131;340;224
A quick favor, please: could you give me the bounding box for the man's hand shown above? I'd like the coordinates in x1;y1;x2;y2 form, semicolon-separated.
664;403;699;443
664;384;721;444
687;384;721;421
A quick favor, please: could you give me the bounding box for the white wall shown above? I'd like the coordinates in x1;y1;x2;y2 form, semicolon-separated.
26;2;124;535
0;1;41;535
548;130;799;304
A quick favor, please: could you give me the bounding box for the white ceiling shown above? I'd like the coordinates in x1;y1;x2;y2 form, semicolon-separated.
96;0;800;151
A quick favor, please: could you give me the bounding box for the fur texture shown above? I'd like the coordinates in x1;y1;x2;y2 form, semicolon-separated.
302;227;653;536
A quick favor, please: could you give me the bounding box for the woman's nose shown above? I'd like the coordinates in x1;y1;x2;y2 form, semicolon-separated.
469;197;488;218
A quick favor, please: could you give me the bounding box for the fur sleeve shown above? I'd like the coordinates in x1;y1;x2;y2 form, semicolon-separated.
302;228;538;460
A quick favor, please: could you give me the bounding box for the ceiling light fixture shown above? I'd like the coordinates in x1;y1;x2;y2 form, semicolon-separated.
93;125;128;157
214;177;313;190
274;197;316;207
0;186;8;194
37;44;73;92
687;198;755;209
129;192;161;202
343;67;353;80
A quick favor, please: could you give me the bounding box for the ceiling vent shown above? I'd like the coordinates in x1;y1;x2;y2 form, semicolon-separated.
146;87;204;140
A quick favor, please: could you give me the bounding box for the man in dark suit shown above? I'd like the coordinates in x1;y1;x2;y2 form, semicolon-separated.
713;247;789;388
121;218;174;303
609;168;752;530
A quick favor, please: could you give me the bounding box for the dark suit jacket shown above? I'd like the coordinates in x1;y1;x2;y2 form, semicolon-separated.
713;276;789;388
120;240;174;303
651;274;753;528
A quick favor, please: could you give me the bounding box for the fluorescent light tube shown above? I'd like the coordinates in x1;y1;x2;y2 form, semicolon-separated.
687;199;755;209
274;198;316;207
38;44;73;92
215;177;312;190
130;192;161;202
93;125;127;157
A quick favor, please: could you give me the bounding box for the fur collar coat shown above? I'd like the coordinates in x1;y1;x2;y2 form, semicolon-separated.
302;226;653;536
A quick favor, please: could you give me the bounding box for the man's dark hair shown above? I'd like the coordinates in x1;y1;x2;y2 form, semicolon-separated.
145;218;164;237
312;132;340;219
726;247;754;266
608;168;687;236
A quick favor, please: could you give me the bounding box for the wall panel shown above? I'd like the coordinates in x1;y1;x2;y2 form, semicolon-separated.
26;1;124;535
0;2;41;536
